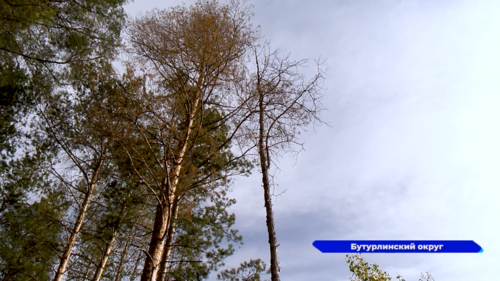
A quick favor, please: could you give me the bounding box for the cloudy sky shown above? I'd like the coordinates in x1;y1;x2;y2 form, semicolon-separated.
125;0;500;280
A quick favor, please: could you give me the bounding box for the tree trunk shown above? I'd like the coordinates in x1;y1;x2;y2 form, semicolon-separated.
113;234;132;281
92;232;118;281
140;200;169;281
83;255;94;280
54;186;96;281
140;96;201;281
53;156;104;281
114;207;145;281
158;197;180;281
92;200;128;281
258;93;281;281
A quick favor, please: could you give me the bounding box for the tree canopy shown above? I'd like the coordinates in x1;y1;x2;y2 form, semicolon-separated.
0;1;333;280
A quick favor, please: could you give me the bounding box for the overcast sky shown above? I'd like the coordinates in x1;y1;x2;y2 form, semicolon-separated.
125;0;500;280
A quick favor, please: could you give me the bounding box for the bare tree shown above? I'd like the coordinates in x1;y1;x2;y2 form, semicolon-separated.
246;43;325;281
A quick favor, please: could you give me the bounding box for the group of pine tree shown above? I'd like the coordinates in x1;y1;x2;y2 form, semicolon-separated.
0;0;440;280
0;0;325;280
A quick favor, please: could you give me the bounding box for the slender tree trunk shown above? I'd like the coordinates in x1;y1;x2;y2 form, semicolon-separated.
258;93;281;281
114;232;133;281
54;187;96;280
140;96;201;281
92;232;118;281
53;157;105;281
83;255;94;280
92;200;128;281
114;207;145;281
131;251;142;280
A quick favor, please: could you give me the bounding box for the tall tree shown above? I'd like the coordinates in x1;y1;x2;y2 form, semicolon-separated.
0;1;128;277
41;62;118;281
126;1;257;280
248;44;325;281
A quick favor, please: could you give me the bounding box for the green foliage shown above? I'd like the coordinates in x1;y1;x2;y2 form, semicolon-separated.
218;259;268;281
346;254;435;281
0;153;44;213
0;188;68;280
0;59;32;157
0;0;128;163
167;186;242;280
0;0;127;64
347;254;395;281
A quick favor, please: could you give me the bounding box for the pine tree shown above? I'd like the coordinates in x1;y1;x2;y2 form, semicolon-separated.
244;43;325;281
126;2;257;279
0;1;128;278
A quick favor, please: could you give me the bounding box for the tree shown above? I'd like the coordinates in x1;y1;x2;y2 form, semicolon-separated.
0;0;126;65
126;1;257;280
244;43;325;281
107;67;253;280
0;1;128;278
38;61;124;281
346;254;435;281
0;61;123;281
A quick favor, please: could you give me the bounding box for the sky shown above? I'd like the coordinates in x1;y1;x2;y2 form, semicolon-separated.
125;0;500;280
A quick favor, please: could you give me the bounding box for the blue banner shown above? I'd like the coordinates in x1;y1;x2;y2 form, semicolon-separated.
313;240;483;253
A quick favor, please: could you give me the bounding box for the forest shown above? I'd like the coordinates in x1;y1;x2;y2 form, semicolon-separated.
0;0;444;280
0;0;324;280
